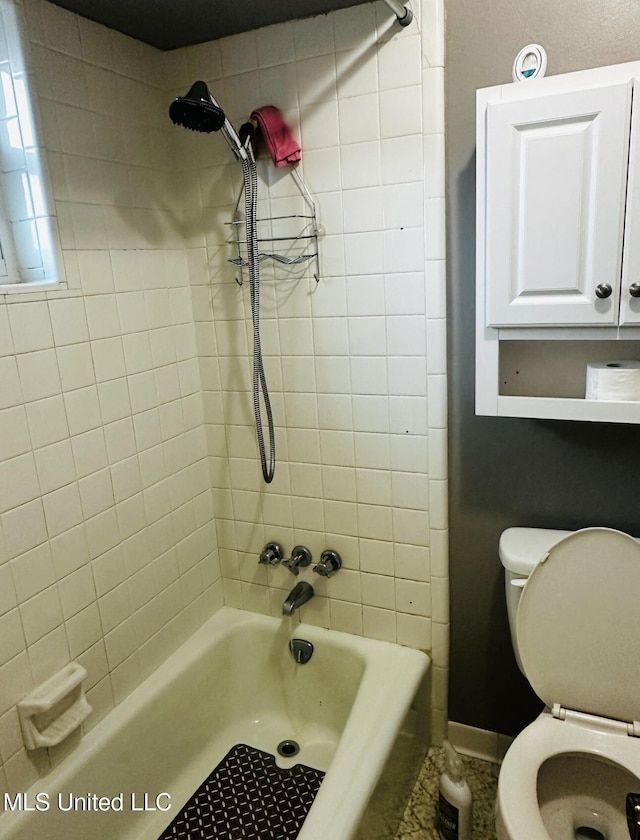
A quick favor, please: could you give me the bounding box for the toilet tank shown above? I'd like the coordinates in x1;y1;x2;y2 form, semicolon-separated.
499;527;572;671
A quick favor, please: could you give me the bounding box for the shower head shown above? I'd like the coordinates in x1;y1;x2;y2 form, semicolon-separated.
169;80;225;133
169;80;251;162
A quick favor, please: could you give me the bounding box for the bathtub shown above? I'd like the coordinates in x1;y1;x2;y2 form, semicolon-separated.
0;607;429;840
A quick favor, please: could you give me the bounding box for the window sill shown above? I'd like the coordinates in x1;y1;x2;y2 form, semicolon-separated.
0;280;61;295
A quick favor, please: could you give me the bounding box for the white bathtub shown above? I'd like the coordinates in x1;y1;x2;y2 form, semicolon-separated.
0;607;429;840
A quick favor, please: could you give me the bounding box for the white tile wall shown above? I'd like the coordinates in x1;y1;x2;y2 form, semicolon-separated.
0;0;447;796
174;0;448;741
0;0;222;796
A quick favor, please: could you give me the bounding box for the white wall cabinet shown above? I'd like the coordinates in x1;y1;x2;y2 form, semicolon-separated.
477;62;640;423
485;82;632;328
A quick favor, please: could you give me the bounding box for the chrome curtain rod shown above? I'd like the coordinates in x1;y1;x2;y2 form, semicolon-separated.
380;0;413;26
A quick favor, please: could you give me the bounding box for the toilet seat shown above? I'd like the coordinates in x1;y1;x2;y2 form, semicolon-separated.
499;528;640;840
498;712;640;839
498;711;640;840
517;527;640;727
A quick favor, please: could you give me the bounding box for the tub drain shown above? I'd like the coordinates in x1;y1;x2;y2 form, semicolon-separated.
575;828;605;840
277;739;300;758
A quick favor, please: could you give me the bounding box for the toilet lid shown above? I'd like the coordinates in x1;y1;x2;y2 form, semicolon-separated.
517;527;640;726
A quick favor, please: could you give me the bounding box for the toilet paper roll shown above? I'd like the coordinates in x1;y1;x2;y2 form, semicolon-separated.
585;360;640;401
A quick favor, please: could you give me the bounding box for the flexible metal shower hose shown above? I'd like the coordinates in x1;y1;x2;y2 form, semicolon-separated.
242;156;276;483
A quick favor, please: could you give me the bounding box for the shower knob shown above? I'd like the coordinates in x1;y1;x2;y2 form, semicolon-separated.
313;550;342;578
595;283;613;299
259;542;283;566
282;546;312;576
630;283;640;298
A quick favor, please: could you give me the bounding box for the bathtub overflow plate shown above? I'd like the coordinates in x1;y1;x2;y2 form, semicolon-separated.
289;638;314;664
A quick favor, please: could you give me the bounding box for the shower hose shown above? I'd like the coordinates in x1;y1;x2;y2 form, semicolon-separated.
242;156;276;483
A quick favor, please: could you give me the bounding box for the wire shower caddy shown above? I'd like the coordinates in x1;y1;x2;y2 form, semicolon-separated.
226;166;321;287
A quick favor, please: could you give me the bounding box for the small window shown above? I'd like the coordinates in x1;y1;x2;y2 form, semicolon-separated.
0;0;63;293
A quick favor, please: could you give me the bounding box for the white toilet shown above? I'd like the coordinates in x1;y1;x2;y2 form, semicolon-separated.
497;526;640;840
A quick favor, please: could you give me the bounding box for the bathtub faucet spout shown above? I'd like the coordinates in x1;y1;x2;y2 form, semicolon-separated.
282;581;314;616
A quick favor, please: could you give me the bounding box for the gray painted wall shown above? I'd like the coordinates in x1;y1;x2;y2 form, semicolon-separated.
446;0;640;736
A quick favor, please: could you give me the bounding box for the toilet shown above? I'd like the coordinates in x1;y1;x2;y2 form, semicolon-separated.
497;526;640;840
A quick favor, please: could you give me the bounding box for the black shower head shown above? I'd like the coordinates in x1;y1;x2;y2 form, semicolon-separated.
169;80;226;133
169;80;250;162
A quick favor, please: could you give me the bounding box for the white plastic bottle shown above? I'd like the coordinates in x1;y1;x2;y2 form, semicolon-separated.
437;740;473;840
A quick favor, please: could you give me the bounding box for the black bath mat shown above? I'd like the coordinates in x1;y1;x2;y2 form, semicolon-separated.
158;743;325;840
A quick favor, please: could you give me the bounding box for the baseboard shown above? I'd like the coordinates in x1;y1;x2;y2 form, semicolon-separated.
447;721;513;764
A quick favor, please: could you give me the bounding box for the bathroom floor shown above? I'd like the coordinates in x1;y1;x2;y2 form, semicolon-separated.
393;746;500;840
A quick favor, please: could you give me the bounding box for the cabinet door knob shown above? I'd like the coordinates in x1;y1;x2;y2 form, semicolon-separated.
630;283;640;298
595;283;613;299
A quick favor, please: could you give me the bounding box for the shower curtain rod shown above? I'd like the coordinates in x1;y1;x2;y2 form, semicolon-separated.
381;0;413;26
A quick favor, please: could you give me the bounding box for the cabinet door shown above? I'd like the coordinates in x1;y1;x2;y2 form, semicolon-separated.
620;81;640;325
484;82;631;327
